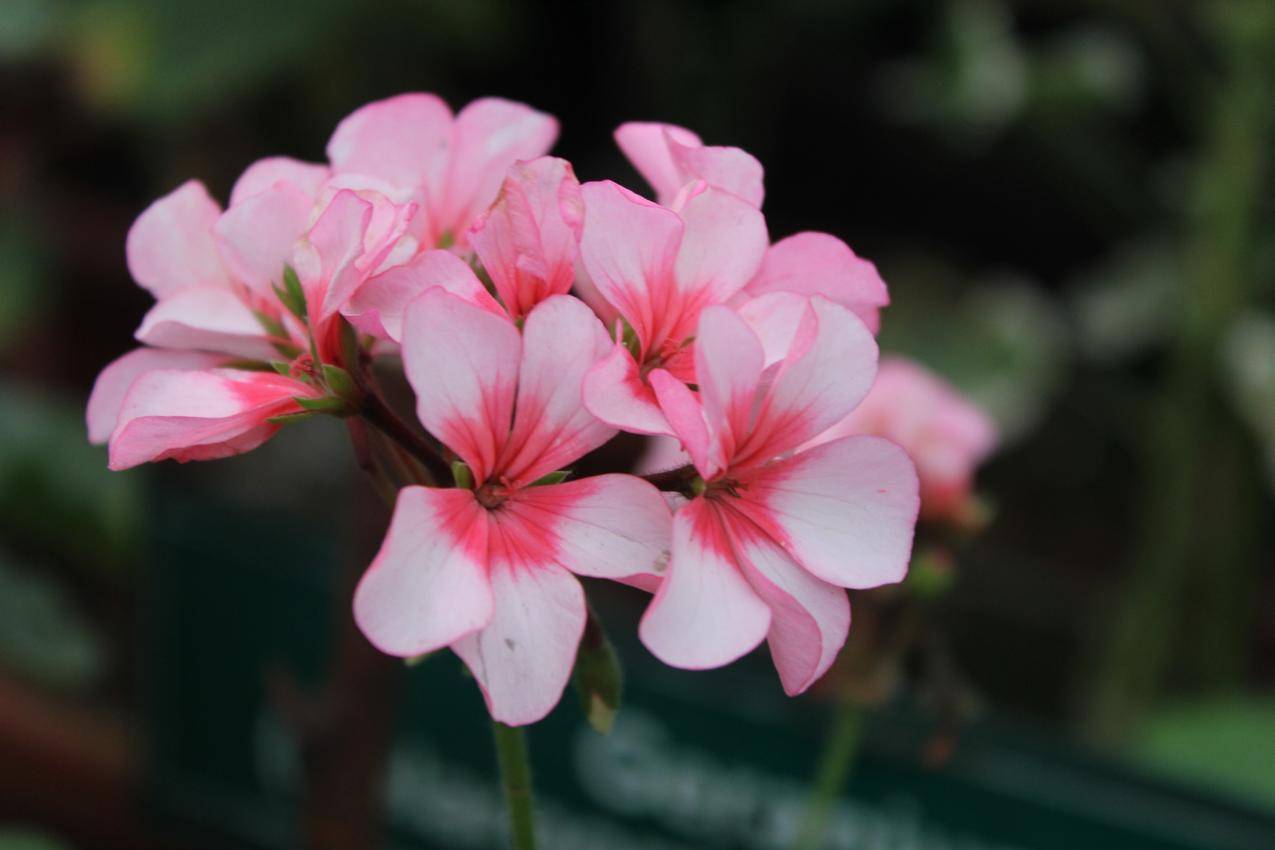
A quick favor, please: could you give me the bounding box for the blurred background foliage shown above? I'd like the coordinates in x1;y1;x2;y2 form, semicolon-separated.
0;0;1273;845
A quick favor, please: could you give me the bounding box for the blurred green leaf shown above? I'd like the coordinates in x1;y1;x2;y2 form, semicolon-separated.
0;380;142;573
0;0;62;60
0;828;73;850
1070;241;1179;362
0;551;106;694
0;212;49;351
1220;312;1275;486
1132;696;1275;811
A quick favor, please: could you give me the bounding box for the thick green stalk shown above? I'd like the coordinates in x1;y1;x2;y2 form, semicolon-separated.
492;721;537;850
791;698;865;850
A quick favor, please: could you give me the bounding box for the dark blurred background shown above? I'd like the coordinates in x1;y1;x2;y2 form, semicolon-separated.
1;1;1274;848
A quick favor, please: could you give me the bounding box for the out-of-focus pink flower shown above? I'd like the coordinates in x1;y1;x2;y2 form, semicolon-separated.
638;298;919;694
327;93;558;251
810;358;998;524
577;179;768;436
353;292;672;726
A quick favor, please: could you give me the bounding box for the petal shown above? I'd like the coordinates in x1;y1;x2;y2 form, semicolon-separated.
441;98;559;239
135;286;276;360
126;180;230;298
343;248;504;342
638;499;770;670
578;180;683;348
402;289;520;484
666;134;765;208
108;368;313;470
728;514;849;695
303;189;375;321
740;435;919;589
739;297;878;464
693;305;765;465
735;291;811;367
214;181;314;295
502;475;673;581
673;186;768;307
352;487;493;656
229;156;329;207
613;121;703;204
498;295;615;485
452;558;584;726
635;434;691;476
581;341;672;436
745;233;889;334
469;156;583;320
86;348;227;444
649;368;717;479
326;93;453;198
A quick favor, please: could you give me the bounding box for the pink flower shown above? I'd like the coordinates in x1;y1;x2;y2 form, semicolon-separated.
90;168;414;468
577;179;769;436
327;93;558;251
353;291;672;725
612;121;889;332
346;156;584;335
637;298;919;693
809;358;998;524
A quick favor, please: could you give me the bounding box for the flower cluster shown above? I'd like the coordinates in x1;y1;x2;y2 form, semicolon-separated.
89;93;927;726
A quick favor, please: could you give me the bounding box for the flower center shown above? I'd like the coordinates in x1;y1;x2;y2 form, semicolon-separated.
476;481;510;509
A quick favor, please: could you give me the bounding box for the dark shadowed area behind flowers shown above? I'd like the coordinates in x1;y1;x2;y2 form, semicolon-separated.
0;0;1273;848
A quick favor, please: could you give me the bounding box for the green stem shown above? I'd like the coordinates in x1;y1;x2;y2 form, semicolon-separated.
791;698;864;850
492;721;537;850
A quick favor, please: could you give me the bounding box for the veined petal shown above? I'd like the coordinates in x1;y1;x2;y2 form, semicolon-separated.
108;368;314;470
666;134;764;208
613;121;703;205
452;558;585;727
578;180;683;348
353;487;493;657
735;291;811;367
402;289;520;484
502;475;673;581
214;181;314;295
343;248;504;342
582;341;672;436
745;233;889;334
126;180;231;298
672;187;768;308
135;286;276;360
740;435;919;590
469;156;583;320
498;295;615;486
87;348;227;444
638;499;770;670
727;511;850;695
326;93;453;199
229;156;329;207
303;189;374;321
694;305;765;466
442;98;559;240
739;297;878;465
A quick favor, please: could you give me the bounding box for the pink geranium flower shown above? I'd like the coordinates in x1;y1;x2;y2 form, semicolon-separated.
612;121;890;332
90;177;412;469
353;291;672;725
810;357;998;524
577;179;768;436
637;298;919;694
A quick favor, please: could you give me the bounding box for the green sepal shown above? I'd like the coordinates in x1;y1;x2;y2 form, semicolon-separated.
321;364;361;403
220;359;273;372
269;361;294;377
573;609;622;735
621;319;642;360
293;395;354;416
273;264;308;321
339;317;362;369
405;650;436;667
436;230;455;250
451;461;474;490
529;470;570;487
252;310;289;340
272;341;303;360
266;411;316;425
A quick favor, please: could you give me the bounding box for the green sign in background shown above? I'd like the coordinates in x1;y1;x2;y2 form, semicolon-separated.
146;495;1275;850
